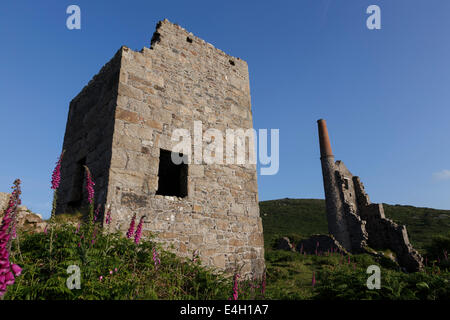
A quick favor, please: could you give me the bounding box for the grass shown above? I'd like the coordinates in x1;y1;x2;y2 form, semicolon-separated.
260;198;450;300
2;198;449;300
260;198;450;253
4;222;235;300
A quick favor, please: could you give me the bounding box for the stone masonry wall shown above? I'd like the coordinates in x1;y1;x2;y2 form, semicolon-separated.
57;50;121;214
57;19;265;278
330;160;423;271
353;177;423;272
334;161;368;253
320;156;352;251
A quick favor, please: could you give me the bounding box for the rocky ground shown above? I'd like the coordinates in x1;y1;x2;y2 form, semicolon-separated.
0;192;47;233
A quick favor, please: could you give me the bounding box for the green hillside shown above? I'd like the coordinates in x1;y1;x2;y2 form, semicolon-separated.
258;198;450;300
260;198;450;253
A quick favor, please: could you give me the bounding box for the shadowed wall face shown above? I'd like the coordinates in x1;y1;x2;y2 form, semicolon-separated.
57;51;122;216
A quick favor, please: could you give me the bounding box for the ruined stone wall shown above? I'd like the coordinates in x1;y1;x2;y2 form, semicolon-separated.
353;177;423;271
58;20;265;278
334;161;368;252
318;119;423;272
57;50;121;214
330;160;423;271
0;192;9;212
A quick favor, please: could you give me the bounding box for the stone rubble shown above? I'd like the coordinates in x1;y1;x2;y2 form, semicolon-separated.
0;192;47;234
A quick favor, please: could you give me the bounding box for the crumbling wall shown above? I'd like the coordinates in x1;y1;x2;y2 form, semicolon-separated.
318;119;423;272
334;161;368;252
353;177;423;272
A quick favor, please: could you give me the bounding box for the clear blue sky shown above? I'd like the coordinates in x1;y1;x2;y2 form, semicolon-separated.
1;0;449;219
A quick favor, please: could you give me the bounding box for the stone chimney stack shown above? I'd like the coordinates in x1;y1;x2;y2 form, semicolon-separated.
318;119;334;159
315;119;423;271
317;119;351;250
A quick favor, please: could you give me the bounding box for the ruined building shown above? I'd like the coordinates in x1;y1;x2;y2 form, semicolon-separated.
318;119;423;272
56;19;265;278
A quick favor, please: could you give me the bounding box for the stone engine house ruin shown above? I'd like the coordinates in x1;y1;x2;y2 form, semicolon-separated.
56;19;265;278
317;119;423;272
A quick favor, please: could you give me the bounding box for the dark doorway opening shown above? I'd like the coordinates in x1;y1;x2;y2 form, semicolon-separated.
156;149;188;198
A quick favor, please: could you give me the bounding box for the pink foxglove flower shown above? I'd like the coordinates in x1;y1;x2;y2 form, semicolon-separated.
51;152;64;190
134;216;144;244
231;273;239;300
0;180;22;297
126;214;136;239
4;271;14;285
261;270;266;296
84;166;95;204
93;204;101;222
11;223;16;239
105;207;112;225
312;271;316;288
192;249;199;263
11;264;22;276
152;247;161;269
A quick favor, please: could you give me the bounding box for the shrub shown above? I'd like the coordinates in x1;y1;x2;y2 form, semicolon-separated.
424;233;450;269
314;264;450;300
4;223;232;300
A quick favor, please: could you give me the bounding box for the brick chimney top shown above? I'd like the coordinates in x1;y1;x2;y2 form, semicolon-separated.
317;119;334;159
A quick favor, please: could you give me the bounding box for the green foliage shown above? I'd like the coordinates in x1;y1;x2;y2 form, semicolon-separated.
383;205;450;250
260;199;328;248
4;223;233;300
263;248;450;300
260;199;450;300
426;232;450;268
260;199;450;253
3;198;450;300
314;265;450;300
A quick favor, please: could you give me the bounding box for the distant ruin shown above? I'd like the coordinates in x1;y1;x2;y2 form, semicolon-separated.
317;119;423;272
56;19;265;278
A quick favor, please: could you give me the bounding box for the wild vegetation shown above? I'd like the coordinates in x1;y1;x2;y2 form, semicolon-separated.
260;198;450;300
0;164;449;300
260;198;450;252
